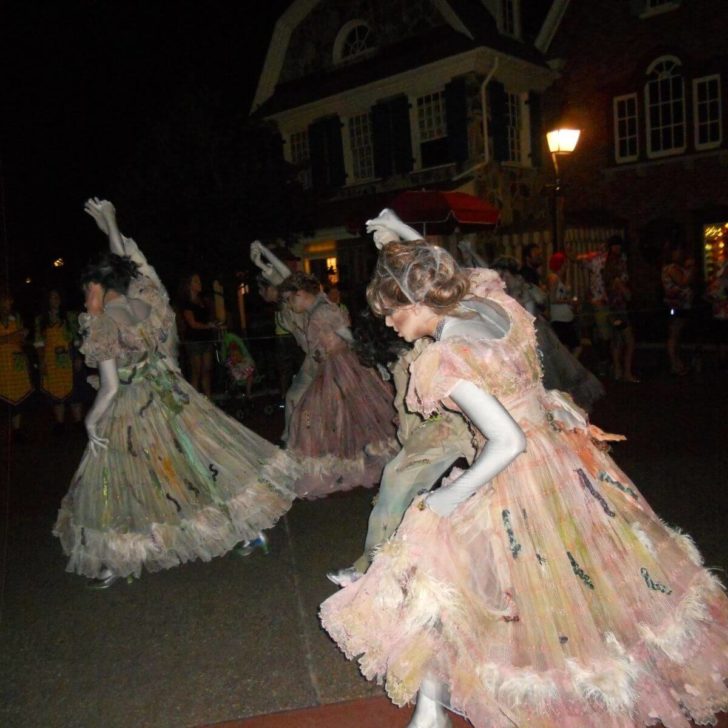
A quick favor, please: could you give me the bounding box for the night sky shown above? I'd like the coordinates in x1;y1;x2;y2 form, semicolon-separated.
2;0;292;292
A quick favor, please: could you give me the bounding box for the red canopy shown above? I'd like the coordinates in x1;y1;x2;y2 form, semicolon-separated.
390;190;500;229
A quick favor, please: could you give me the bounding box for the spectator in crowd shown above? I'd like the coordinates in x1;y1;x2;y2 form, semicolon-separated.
519;243;543;287
34;289;84;433
603;237;639;382
178;273;221;397
0;288;33;441
661;242;696;376
547;252;581;358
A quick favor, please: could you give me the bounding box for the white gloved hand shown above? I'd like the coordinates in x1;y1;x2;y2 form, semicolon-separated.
426;380;526;517
84;359;119;457
84;197;113;235
85;422;109;457
366;208;422;248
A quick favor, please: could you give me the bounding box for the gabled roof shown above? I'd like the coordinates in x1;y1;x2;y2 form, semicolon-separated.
252;0;556;116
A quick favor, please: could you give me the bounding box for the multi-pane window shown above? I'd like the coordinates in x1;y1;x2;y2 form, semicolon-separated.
694;75;722;150
614;94;639;162
504;92;522;163
339;23;374;62
290;130;311;188
645;57;686;157
349;113;374;180
417;91;449;168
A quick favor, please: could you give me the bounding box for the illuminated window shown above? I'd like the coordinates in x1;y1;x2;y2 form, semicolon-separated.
613;93;639;163
645;56;686;158
694;75;722;150
349;113;374;180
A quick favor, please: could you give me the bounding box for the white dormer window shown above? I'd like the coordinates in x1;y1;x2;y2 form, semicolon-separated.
645;56;686;158
333;21;375;65
500;0;520;38
638;0;681;18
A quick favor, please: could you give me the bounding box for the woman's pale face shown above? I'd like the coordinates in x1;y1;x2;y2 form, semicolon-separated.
385;304;436;342
49;290;61;310
284;289;312;314
84;282;105;315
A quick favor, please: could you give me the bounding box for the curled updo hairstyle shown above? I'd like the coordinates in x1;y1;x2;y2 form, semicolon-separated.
80;252;140;294
278;271;322;297
367;241;470;317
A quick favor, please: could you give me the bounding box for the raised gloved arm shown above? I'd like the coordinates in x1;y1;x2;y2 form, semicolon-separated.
84;358;119;456
457;240;489;268
250;241;292;286
365;208;423;249
426;380;526;517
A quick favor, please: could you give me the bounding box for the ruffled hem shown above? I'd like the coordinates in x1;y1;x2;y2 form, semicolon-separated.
291;437;398;499
53;474;295;579
321;557;728;728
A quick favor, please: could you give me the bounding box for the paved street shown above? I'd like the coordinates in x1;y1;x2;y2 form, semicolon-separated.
1;359;727;728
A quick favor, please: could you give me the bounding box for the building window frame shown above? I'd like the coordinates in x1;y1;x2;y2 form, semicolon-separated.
639;0;681;18
333;20;376;65
613;93;640;163
347;112;375;182
415;89;449;169
644;55;686;159
289;129;312;189
499;0;521;38
693;74;722;151
502;91;529;165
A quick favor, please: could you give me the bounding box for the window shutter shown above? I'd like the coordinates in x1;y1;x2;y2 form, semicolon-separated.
528;92;542;167
391;95;414;174
445;77;469;162
372;101;393;179
489;81;508;162
309;118;328;190
326;115;346;188
309;116;345;191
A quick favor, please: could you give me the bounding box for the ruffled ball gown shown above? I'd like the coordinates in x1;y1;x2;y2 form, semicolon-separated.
321;270;728;728
54;243;299;579
287;295;397;498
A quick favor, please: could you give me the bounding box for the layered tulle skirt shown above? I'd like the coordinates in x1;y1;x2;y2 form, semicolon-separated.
321;387;728;727
287;349;397;499
54;359;299;579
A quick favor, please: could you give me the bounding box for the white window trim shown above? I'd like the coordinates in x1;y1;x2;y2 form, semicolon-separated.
343;113;376;185
693;74;722;151
501;92;531;167
639;0;681;19
644;55;687;159
613;93;640;164
333;19;375;65
499;0;522;39
414;89;448;170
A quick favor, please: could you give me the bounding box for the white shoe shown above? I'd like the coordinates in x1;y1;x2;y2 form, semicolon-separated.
326;566;363;587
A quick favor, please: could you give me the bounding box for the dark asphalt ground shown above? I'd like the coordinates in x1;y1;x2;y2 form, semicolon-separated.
1;353;726;728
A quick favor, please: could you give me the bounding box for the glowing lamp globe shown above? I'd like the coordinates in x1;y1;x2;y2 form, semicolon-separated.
546;129;581;154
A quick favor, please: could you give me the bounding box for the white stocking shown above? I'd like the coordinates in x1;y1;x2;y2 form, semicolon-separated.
406;677;451;728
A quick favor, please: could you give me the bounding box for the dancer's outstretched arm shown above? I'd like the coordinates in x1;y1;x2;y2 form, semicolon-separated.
365;208;423;249
250;240;292;285
426;380;525;517
84;198;163;288
84;359;119;456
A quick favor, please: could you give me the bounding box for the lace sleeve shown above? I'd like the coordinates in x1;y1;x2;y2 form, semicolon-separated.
79;313;121;368
406;338;493;417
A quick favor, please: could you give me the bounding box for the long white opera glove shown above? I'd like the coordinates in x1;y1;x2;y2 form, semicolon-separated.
250;240;292;285
426;380;526;517
366;208;423;248
335;326;354;344
84;359;119;456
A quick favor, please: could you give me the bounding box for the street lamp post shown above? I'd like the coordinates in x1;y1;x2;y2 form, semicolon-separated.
546;128;581;252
